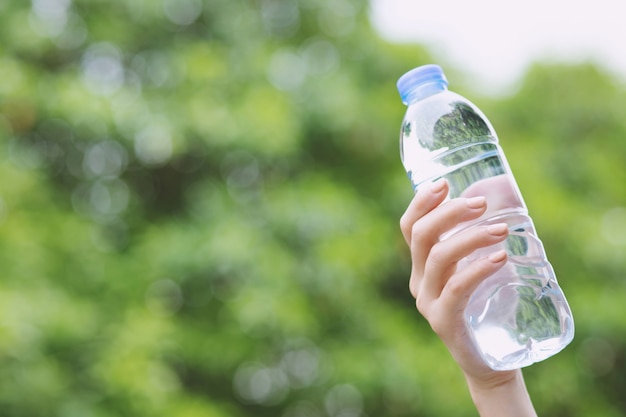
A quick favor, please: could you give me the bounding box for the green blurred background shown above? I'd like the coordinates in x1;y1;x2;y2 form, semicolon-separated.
2;0;626;416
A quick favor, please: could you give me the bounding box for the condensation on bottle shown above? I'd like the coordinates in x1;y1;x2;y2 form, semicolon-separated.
396;64;574;370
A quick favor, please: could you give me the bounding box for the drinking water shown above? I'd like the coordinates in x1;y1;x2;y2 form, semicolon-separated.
396;64;574;370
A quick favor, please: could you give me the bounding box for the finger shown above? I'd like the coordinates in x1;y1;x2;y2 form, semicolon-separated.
409;196;488;278
419;223;509;302
423;250;508;342
400;178;448;245
438;249;508;315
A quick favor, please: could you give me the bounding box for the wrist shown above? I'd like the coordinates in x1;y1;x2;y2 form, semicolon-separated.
465;370;537;417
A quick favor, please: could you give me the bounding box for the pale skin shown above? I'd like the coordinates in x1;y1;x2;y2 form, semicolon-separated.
400;178;537;417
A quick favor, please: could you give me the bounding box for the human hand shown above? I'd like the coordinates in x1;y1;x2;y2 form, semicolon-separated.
400;178;537;416
400;177;508;378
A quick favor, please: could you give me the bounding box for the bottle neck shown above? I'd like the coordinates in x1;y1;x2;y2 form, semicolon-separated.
403;81;448;105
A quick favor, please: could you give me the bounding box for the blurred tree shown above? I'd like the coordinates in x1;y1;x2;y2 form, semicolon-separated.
2;0;626;416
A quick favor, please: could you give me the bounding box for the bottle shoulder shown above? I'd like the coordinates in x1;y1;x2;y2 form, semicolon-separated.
401;90;497;146
404;90;473;117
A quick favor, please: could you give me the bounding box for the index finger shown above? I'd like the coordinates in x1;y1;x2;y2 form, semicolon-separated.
400;178;449;245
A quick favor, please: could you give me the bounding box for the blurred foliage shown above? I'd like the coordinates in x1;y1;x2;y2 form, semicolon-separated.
2;0;626;416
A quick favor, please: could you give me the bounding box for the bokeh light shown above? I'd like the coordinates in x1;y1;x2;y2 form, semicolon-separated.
81;43;125;96
3;1;626;416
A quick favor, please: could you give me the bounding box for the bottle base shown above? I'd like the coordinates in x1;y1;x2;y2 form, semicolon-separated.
467;278;575;371
479;327;575;371
462;214;575;370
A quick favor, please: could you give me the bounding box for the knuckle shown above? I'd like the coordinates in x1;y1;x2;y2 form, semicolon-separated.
445;276;467;297
408;280;418;299
399;212;411;233
408;269;421;299
410;221;425;243
415;295;427;316
427;243;448;267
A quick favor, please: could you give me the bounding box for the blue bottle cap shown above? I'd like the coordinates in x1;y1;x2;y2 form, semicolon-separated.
397;64;448;104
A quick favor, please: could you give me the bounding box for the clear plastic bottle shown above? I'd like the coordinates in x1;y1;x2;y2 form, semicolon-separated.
396;64;574;370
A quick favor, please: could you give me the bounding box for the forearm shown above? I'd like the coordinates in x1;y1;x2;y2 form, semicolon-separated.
465;370;537;417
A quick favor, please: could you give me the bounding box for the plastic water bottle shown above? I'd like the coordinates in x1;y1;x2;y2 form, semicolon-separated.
396;64;574;370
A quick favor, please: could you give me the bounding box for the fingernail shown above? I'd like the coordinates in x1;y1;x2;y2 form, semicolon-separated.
429;178;446;193
487;223;509;236
488;249;507;263
465;196;486;209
